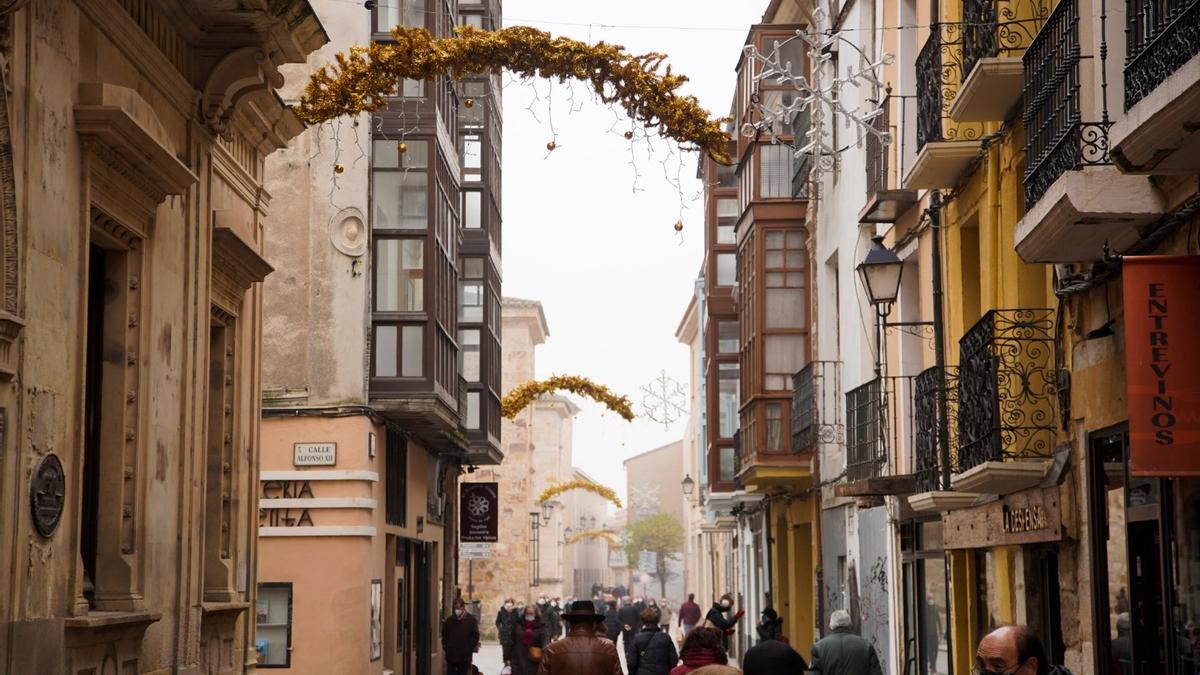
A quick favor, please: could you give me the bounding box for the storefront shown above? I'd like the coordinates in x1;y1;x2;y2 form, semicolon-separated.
900;517;951;675
1087;425;1200;675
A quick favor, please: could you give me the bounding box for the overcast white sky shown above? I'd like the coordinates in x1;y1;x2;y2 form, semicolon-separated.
500;2;767;505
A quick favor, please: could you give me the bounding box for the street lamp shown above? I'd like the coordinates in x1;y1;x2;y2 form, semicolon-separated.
563;526;574;545
857;235;904;311
681;474;696;499
541;500;559;526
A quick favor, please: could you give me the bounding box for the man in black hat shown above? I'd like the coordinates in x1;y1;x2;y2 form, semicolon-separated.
536;600;623;675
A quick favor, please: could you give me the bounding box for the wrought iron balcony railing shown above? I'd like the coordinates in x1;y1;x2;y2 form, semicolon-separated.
916;24;987;150
961;0;1051;79
1022;0;1112;207
792;150;813;199
791;361;844;454
845;375;915;483
914;365;960;493
1125;0;1200;108
956;309;1059;474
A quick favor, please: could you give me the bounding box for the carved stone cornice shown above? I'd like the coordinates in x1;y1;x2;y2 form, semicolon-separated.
0;309;24;379
75;84;197;203
211;222;273;291
200;47;283;141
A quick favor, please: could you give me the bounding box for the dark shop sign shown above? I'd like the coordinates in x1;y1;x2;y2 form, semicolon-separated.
460;482;499;543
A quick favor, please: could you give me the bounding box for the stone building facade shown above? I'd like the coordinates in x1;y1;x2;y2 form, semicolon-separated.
0;1;327;673
458;297;578;636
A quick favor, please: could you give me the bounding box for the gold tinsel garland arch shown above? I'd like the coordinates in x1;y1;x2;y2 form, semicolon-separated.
539;479;623;509
501;375;635;422
296;25;732;165
567;529;620;546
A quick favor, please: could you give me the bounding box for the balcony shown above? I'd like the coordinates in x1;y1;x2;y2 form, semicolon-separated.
951;0;1051;121
860;98;918;223
1109;0;1200;172
905;25;987;189
950;309;1059;496
835;375;917;498
1014;0;1164;262
791;361;843;455
908;366;982;512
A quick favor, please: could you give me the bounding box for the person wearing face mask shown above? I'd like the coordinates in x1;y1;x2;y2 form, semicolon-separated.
546;598;563;639
508;603;549;675
497;599;519;663
442;597;481;675
701;594;743;651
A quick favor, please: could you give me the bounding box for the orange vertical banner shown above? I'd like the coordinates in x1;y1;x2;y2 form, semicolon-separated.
1124;255;1200;475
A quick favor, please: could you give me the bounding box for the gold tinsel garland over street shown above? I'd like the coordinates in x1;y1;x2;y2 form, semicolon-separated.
567;529;620;546
501;375;635;421
296;25;733;165
539;479;623;509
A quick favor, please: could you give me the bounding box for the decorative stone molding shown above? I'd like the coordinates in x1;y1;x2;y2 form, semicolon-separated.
0;309;24;379
212;219;274;291
75;83;197;203
200;48;283;141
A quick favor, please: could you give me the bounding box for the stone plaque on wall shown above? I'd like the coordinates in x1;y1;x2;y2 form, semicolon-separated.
942;486;1065;549
293;442;336;466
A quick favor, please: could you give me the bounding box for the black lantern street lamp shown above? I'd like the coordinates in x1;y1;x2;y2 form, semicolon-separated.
857;235;904;310
681;474;696;500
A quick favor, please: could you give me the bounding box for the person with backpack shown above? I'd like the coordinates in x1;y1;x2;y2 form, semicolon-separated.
626;606;679;675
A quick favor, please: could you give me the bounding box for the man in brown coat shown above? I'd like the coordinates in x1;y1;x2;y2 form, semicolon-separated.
537;600;624;675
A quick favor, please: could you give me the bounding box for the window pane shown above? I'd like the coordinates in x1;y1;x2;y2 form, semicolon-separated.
374;140;400;168
717;198;739;218
375;326;398;377
459;282;483;322
401;78;424;98
719;363;739;437
717;224;736;245
401;325;423;376
466;391;481;429
719;446;736;481
375;239;424;311
400;172;428;228
375;0;401;31
462;135;482;170
461;257;483;279
765;334;806;389
459;329;480;382
718;321;738;353
373;173;402;229
402;140;429;168
716;162;736;188
716;253;736;286
766;403;783;451
765;288;805;329
402;0;425;28
256;585;292;666
760;145;791;198
463;191;482;228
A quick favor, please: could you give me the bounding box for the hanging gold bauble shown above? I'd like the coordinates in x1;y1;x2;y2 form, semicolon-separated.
673;220;684;232
398;142;408;153
464;98;475;108
334;163;345;174
546;140;557;151
624;130;634;140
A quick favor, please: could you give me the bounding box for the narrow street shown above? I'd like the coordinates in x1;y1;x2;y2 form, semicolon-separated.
2;0;1199;673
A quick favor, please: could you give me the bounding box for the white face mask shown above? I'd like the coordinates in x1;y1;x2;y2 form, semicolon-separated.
525;612;536;620
455;609;465;618
538;599;547;605
720;601;732;609
504;603;514;610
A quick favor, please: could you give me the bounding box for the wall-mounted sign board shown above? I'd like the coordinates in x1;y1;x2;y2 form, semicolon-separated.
294;442;337;466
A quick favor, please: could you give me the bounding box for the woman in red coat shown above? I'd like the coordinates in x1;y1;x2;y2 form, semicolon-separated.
669;627;729;675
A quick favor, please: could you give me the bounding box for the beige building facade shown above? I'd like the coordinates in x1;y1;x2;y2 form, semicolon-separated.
623;441;686;601
458;297;579;635
0;1;327;673
562;468;614;599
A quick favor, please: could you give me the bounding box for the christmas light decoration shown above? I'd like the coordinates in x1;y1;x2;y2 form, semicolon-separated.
741;8;893;191
539;479;623;509
501;375;635;421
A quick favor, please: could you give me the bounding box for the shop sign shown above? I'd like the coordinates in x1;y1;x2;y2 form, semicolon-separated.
293;442;336;466
461;542;492;559
259;480;315;527
460;482;499;543
943;487;1063;549
1123;256;1200;476
608;550;628;568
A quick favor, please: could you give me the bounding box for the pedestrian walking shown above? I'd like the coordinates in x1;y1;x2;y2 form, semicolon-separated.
670;626;729;675
975;624;1074;675
678;594;702;639
742;631;806;675
441;598;481;675
754;607;783;642
497;599;519;663
508;603;550;675
627;606;679;675
603;601;622;643
701;594;743;651
809;610;882;675
544;597;563;640
537;600;623;675
657;599;673;634
618;596;641;653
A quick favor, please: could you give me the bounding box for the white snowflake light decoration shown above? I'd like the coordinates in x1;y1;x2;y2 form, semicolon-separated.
741;8;894;195
640;371;688;430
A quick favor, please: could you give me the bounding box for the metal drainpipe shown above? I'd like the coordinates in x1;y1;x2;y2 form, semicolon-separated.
929;188;955;673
